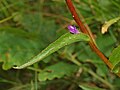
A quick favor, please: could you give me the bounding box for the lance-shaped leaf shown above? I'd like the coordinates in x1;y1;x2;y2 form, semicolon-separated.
13;32;90;69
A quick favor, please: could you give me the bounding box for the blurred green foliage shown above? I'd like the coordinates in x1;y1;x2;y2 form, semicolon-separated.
0;0;120;90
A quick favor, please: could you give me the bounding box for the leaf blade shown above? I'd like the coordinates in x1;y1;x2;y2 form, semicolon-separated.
109;45;120;73
13;32;90;69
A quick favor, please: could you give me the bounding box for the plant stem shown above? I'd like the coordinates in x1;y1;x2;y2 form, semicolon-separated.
65;0;120;77
0;14;17;24
84;68;114;90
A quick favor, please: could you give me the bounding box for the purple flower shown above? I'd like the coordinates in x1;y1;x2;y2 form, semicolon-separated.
67;25;80;34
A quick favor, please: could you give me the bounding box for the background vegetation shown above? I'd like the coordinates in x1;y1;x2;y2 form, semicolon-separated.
0;0;120;90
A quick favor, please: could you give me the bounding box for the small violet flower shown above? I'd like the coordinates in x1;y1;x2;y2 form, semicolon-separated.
67;25;80;34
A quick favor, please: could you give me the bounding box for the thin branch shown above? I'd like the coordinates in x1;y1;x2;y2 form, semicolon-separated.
65;0;120;77
84;68;114;89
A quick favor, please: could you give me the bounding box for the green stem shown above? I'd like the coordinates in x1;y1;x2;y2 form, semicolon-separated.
0;14;17;23
27;67;42;72
84;67;114;90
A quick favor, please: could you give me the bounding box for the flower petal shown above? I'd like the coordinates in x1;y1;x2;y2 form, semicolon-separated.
68;25;80;34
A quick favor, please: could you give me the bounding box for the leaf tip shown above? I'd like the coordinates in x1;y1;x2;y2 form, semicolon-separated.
13;66;22;69
101;26;107;34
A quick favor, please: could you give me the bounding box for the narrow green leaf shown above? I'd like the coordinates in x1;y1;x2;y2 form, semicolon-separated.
109;45;120;73
13;32;90;69
101;17;120;34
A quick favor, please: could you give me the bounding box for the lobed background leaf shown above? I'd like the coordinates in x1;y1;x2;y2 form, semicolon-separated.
38;62;78;81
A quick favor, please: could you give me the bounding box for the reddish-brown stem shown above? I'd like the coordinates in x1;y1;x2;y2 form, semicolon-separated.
65;0;113;70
